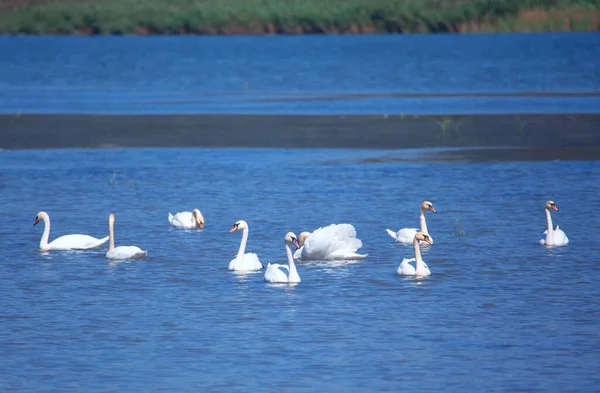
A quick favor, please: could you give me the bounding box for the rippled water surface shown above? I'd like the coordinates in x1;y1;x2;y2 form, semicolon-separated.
1;148;599;392
1;33;599;115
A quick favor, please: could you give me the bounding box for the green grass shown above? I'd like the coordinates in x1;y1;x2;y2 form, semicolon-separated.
0;0;598;34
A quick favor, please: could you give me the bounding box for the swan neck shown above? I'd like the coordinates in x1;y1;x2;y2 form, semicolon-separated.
413;237;424;266
108;219;115;251
419;209;429;234
40;215;50;249
237;228;248;260
545;208;554;244
286;244;300;281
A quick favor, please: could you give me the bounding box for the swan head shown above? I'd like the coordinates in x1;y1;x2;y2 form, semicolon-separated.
109;213;115;223
229;220;248;233
33;211;48;226
415;231;433;245
297;232;311;247
545;200;559;211
285;232;300;250
421;201;436;213
192;209;205;228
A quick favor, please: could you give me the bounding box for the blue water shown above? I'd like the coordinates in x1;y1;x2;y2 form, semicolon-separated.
1;33;600;115
1;148;599;392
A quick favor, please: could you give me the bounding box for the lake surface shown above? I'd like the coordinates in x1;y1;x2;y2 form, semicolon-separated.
1;148;599;392
1;33;600;115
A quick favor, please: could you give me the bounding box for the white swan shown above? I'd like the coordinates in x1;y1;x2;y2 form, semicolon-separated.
293;223;367;261
168;209;205;229
397;232;432;276
386;201;436;245
33;211;109;251
105;213;147;260
539;200;569;246
264;232;301;284
228;220;263;271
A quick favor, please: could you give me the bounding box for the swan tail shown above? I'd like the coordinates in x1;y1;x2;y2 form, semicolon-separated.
168;213;174;224
386;229;397;240
99;236;109;245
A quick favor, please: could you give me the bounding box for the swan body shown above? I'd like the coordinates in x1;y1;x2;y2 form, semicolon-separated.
105;213;147;260
539;200;569;246
293;224;367;261
34;211;109;251
265;232;301;284
228;220;263;271
397;232;432;276
387;201;436;245
168;209;205;229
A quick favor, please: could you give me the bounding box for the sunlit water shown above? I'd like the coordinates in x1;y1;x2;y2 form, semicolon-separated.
1;33;599;115
1;148;599;392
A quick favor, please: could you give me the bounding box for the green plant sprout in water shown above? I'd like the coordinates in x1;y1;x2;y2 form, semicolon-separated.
455;219;466;237
109;170;118;189
435;117;457;140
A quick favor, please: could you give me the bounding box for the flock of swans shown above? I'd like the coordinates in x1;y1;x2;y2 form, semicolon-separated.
33;199;569;283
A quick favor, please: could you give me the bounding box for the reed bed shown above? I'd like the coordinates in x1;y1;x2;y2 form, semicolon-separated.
0;0;598;34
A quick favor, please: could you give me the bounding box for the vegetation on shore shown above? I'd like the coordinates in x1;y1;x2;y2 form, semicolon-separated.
0;0;598;35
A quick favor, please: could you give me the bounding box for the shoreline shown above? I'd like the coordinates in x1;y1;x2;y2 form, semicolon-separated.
0;1;598;35
2;114;600;161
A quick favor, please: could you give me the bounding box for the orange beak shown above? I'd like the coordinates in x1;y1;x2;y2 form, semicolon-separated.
33;217;40;226
551;205;559;211
198;222;204;229
429;206;437;213
229;225;238;233
424;236;433;245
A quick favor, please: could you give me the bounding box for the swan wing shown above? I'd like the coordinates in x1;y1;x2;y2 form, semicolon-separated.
264;263;289;283
169;211;195;228
303;224;364;260
229;253;263;271
397;258;416;275
553;226;569;245
333;224;363;251
394;228;418;244
48;234;109;250
293;246;303;260
106;246;147;260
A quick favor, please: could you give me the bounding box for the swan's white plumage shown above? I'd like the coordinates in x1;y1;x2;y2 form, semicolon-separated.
539;200;569;247
387;201;436;245
105;213;147;261
229;253;263;271
44;234;108;251
106;246;147;260
539;225;569;246
265;232;301;283
397;232;432;277
386;228;419;244
168;209;204;229
34;211;108;251
264;264;290;283
397;257;431;276
293;224;367;260
228;220;263;271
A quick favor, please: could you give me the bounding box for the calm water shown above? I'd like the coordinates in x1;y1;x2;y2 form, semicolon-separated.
1;33;600;115
1;148;599;392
